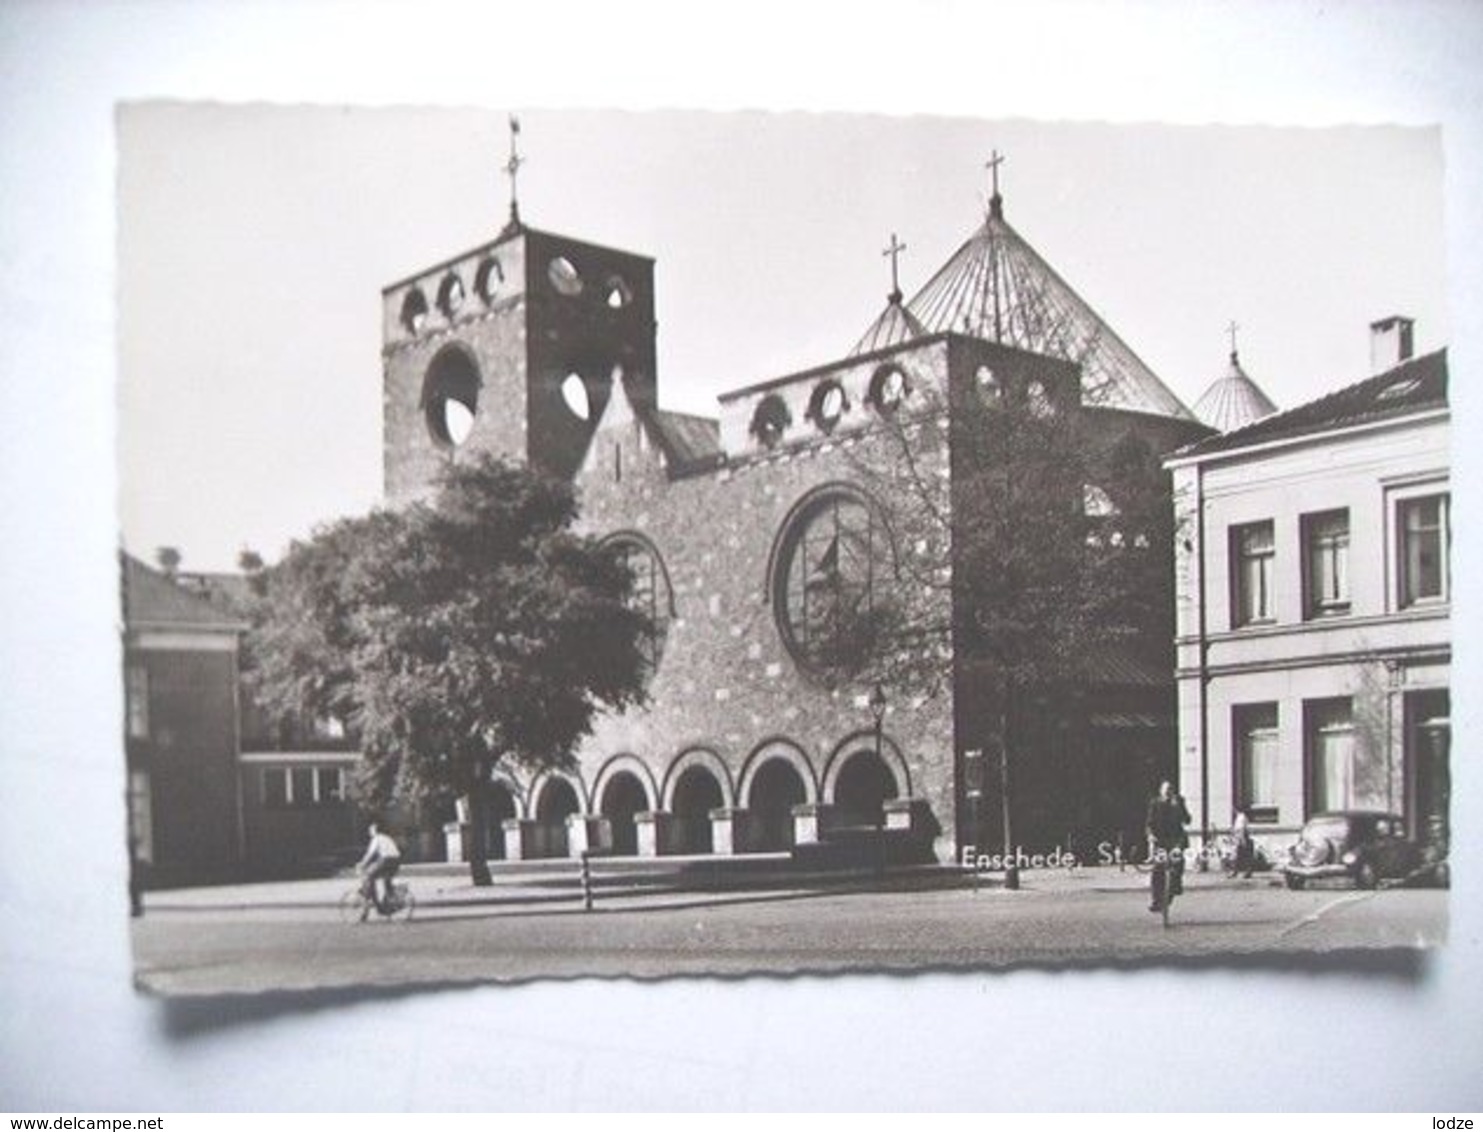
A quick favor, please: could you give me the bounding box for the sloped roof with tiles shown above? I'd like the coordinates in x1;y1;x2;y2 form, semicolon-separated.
1174;348;1447;460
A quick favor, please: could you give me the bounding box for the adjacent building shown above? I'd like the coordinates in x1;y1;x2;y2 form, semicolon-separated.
1166;324;1450;856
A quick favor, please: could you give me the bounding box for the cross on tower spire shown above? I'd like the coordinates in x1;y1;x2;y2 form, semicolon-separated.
503;115;525;233
985;149;1006;219
883;233;907;303
1227;319;1241;362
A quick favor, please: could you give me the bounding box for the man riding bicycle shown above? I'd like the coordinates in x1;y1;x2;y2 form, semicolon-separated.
356;822;402;916
1145;781;1191;913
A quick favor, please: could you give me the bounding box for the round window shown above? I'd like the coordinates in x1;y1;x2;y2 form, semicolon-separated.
809;381;848;433
869;366;909;415
438;273;465;318
774;490;891;674
476;257;505;303
975;364;1002;403
401;288;429;335
750;395;791;449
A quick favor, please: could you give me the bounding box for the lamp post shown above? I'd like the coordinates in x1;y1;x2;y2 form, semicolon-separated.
870;682;888;883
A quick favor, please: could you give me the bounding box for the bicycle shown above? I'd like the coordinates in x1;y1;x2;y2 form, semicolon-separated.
339;876;416;924
1146;842;1184;928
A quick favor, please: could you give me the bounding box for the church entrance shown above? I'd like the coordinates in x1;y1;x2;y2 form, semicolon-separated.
747;759;807;851
534;778;580;858
833;749;898;829
599;771;648;857
670;765;723;854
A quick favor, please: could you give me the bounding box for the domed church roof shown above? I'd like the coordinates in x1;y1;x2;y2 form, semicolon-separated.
1192;349;1279;433
850;293;928;357
903;187;1195;421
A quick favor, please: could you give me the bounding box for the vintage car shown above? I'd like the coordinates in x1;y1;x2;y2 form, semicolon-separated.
1281;811;1429;890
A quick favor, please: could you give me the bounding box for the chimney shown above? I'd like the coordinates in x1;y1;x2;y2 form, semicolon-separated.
1370;316;1415;373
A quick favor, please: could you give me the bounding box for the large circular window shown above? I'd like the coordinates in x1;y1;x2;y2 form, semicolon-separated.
774;489;892;674
422;347;481;448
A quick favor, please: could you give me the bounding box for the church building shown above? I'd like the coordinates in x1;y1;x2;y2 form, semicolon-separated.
380;144;1210;865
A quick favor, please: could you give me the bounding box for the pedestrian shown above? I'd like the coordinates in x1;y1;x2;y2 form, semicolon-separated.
356;821;402;917
1231;804;1255;879
1145;780;1191;912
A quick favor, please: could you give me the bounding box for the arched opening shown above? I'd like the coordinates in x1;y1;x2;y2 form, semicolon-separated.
832;748;899;829
599;771;648;857
422;348;481;448
483;781;518;860
747;758;808;851
670;765;724;854
534;777;580;858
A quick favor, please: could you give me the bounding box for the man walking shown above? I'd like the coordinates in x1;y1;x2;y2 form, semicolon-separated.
1145;780;1191;913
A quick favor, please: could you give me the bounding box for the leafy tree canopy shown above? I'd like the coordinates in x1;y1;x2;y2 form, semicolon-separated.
245;456;653;821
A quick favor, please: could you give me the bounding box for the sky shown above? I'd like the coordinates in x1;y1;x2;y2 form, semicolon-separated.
117;107;1447;572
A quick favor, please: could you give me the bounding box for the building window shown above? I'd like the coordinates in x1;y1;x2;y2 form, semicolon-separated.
1233;703;1279;823
262;765;345;808
774;489;891;674
400;287;429;335
1230;521;1275;627
807;380;849;434
1305;698;1359;814
125;664;149;739
1398;494;1449;607
1302;509;1350;618
128;769;153;864
750;395;791;449
868;365;909;415
422;347;481;448
604;534;672;671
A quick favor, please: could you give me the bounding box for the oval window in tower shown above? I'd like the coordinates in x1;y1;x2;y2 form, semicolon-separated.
868;365;909;415
750;394;791;449
561;372;591;421
808;380;849;434
548;256;584;297
475;257;504;304
400;287;429;336
605;275;633;310
437;273;465;319
422;346;481;448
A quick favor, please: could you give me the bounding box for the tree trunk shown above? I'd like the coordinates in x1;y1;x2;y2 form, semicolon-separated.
466;765;493;887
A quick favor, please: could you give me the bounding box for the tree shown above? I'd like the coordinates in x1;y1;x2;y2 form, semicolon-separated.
839;362;1180;864
244;455;653;884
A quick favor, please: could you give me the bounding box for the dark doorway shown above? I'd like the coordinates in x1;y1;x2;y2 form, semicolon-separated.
833;749;898;828
484;782;518;860
534;778;580;858
748;759;808;851
600;771;648;857
670;765;724;854
1408;688;1450;847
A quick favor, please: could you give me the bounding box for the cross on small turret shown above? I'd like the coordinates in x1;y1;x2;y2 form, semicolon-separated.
882;233;907;302
985;149;1006;217
1227;319;1240;360
504;115;525;229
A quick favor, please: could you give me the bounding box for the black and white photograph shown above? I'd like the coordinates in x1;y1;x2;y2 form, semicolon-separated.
116;106;1451;991
4;0;1482;1115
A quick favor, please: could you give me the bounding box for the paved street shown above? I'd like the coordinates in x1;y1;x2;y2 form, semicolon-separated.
129;864;1446;996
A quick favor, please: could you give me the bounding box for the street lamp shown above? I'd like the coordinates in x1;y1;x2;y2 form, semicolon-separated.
869;682;887;881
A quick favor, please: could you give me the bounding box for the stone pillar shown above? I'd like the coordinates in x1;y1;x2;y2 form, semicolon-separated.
791;802;835;846
709;807;749;856
443;821;467;864
502;818;538;861
634;811;671;857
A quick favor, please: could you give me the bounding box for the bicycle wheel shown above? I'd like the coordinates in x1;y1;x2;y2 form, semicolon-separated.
389;885;415;924
339;887;370;924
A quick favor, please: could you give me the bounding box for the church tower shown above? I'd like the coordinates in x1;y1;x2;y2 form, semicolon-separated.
382;121;658;502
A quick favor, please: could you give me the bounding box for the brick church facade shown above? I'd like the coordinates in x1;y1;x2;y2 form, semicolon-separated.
380;174;1210;866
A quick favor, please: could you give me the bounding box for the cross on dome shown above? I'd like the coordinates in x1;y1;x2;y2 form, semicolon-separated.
883;233;907;302
1227;319;1241;360
985;149;1006;218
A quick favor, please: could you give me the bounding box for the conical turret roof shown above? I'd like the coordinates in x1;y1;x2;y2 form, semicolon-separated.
849;292;928;357
1192;351;1279;433
905;197;1195;420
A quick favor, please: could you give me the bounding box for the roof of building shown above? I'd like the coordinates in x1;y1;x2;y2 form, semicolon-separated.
1191;351;1279;433
903;196;1195;421
641;407;724;471
121;554;246;630
1173;347;1447;460
849;293;929;357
